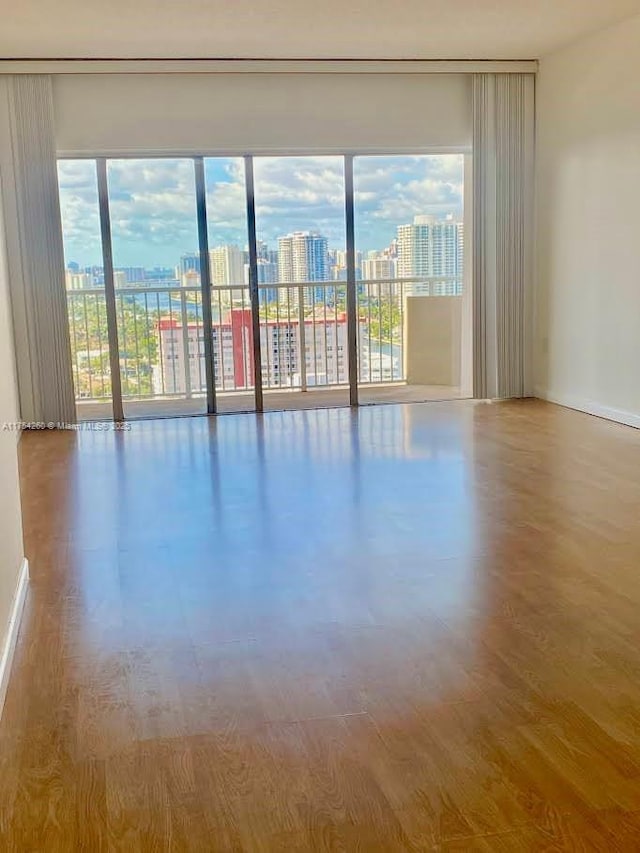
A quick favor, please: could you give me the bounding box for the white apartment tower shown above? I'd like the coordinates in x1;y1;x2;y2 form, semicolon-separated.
210;245;245;299
361;257;397;280
65;271;94;290
397;215;463;295
277;232;328;283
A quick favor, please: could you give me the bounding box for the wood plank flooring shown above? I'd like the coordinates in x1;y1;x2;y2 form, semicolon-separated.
2;399;640;850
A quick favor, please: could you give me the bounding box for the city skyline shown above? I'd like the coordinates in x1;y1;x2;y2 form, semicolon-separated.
57;154;464;268
64;213;464;288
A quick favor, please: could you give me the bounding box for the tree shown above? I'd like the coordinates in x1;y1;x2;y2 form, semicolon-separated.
67;293;161;399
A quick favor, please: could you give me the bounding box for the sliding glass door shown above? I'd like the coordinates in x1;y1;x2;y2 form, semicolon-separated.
353;154;467;405
58;159;115;421
57;151;470;421
104;158;208;419
253;156;350;411
204;157;256;414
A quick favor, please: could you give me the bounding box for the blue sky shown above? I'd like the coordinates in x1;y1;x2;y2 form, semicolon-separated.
57;154;464;269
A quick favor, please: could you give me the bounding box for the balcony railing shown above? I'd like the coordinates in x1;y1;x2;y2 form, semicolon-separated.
66;276;463;406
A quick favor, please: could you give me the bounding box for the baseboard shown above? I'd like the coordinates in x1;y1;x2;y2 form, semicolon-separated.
534;387;640;430
0;558;29;719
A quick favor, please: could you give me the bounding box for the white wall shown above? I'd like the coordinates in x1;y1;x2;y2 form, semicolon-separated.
53;72;471;154
0;173;26;678
535;14;640;426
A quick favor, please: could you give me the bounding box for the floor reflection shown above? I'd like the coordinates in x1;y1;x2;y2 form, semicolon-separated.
25;402;487;715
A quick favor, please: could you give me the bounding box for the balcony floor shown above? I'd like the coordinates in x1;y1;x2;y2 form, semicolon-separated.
76;383;465;420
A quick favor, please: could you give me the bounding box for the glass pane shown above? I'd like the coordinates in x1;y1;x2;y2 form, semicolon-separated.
57;159;113;421
106;158;206;419
354;155;468;405
253;156;349;411
204;158;254;414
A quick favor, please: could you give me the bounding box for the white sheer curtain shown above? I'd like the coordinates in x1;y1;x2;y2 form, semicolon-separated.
472;73;535;399
3;75;75;424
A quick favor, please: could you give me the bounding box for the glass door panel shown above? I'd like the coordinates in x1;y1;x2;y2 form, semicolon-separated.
253;156;349;412
58;159;114;421
354;155;467;406
106;158;206;419
203;157;255;414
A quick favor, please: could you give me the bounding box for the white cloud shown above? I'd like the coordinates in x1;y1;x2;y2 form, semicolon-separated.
58;154;464;266
354;155;464;248
57;160;103;266
252;157;346;246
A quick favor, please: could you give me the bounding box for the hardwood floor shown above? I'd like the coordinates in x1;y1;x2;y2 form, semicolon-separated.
3;399;640;850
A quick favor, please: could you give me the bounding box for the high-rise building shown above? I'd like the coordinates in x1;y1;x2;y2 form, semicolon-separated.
256;240;278;265
145;266;176;281
154;311;382;394
361;256;396;281
397;215;463;295
332;249;347;269
243;258;279;303
117;266;146;284
277;232;328;282
277;232;328;303
85;265;104;285
456;221;464;278
179;253;200;276
239;240;280;301
360;254;398;297
65;270;93;290
180;269;201;289
328;248;344;282
210;245;245;300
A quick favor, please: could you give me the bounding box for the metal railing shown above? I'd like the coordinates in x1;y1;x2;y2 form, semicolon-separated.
357;274;462;385
67;285;205;401
66;276;463;405
257;280;349;392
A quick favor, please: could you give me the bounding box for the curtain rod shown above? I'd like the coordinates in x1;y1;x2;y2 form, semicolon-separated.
0;59;538;75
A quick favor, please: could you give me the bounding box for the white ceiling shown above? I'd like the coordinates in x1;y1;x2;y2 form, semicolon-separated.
1;0;639;60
